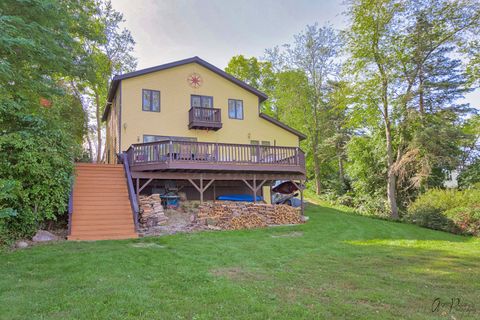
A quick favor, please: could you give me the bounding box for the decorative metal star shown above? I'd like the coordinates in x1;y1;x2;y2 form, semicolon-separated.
188;73;203;88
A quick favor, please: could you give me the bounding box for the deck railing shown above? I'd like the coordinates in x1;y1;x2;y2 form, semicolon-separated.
188;107;222;130
189;107;221;123
126;140;305;168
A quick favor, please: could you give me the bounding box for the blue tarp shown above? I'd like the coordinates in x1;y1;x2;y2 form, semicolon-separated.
216;194;263;202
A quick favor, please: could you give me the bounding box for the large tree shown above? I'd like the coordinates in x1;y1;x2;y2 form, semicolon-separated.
0;0;101;243
265;24;344;195
225;55;276;116
71;0;137;163
346;0;480;218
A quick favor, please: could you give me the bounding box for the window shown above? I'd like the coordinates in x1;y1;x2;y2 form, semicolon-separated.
143;135;197;143
142;89;160;112
250;140;270;146
228;99;243;119
191;95;213;108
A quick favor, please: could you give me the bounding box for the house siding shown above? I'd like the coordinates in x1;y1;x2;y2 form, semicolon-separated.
117;62;299;152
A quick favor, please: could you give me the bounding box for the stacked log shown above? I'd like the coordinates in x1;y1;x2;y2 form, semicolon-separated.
139;194;168;228
195;202;303;230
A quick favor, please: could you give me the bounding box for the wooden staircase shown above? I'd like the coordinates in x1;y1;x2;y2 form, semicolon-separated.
68;163;138;241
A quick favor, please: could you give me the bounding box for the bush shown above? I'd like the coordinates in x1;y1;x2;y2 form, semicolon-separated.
406;188;480;236
445;207;480;236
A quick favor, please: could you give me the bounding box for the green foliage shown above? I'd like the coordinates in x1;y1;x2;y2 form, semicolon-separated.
406;188;480;235
458;159;480;189
225;55;275;114
0;0;102;245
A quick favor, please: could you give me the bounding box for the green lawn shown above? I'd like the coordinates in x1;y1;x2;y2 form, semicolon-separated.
1;203;479;320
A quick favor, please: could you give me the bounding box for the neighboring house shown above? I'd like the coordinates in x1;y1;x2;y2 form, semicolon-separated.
68;57;306;240
103;56;306;202
444;169;459;188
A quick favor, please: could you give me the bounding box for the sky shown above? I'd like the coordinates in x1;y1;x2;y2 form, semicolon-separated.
111;0;479;108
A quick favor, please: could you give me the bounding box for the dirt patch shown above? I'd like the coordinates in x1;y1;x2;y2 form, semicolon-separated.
139;205;207;237
271;231;304;238
210;267;268;282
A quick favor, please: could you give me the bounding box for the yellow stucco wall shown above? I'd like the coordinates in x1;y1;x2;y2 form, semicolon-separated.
112;62;299;154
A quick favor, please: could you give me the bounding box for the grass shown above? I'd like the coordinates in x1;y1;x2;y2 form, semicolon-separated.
1;203;479;319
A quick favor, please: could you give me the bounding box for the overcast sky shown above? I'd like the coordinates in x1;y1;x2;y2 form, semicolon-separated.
111;0;479;108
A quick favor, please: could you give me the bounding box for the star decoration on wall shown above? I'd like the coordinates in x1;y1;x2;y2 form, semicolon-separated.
187;73;203;88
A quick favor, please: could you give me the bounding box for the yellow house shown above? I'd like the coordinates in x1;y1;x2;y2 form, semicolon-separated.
102;57;306;203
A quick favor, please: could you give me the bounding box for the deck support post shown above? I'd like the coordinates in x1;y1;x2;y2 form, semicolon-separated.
253;176;256;203
242;176;267;203
188;177;215;203
291;180;304;216
136;178;140;202
213;182;216;203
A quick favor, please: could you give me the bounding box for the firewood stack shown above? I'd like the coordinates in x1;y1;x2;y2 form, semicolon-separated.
138;194;168;229
195;202;303;230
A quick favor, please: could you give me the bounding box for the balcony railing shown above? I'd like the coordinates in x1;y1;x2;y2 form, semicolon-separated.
126;140;305;173
188;107;222;130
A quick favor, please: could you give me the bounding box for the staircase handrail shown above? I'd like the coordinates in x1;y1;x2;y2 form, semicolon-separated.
121;152;139;231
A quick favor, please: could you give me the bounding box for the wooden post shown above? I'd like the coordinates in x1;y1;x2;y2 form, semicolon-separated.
242;177;267;204
188;178;214;204
200;177;203;203
300;180;304;216
253;175;256;203
213;182;216;203
136;178;140;202
269;183;273;204
290;180;304;216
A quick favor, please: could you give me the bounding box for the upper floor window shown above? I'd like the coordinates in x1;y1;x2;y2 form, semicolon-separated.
228;99;243;119
142;89;160;112
191;95;213;108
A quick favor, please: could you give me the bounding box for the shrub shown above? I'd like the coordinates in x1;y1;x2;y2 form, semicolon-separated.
406;188;480;236
445;207;480;236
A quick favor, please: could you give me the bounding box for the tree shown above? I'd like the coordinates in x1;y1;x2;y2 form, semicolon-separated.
265;24;343;195
346;0;480;218
0;0;100;244
225;55;276;116
71;0;137;163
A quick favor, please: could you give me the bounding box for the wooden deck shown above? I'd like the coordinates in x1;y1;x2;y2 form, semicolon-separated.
126;140;306;176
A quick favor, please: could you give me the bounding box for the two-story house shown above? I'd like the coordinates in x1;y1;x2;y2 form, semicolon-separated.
68;57;306;240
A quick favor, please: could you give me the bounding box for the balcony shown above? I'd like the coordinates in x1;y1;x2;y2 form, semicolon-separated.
126;140;305;175
188;107;222;130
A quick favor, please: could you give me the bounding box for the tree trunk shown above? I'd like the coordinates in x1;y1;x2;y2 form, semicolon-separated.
385;124;399;219
338;151;345;191
312;133;321;195
418;65;425;116
86;133;94;162
95;91;102;164
383;94;399;219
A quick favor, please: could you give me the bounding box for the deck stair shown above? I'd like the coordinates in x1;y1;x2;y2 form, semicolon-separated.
68;163;138;241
